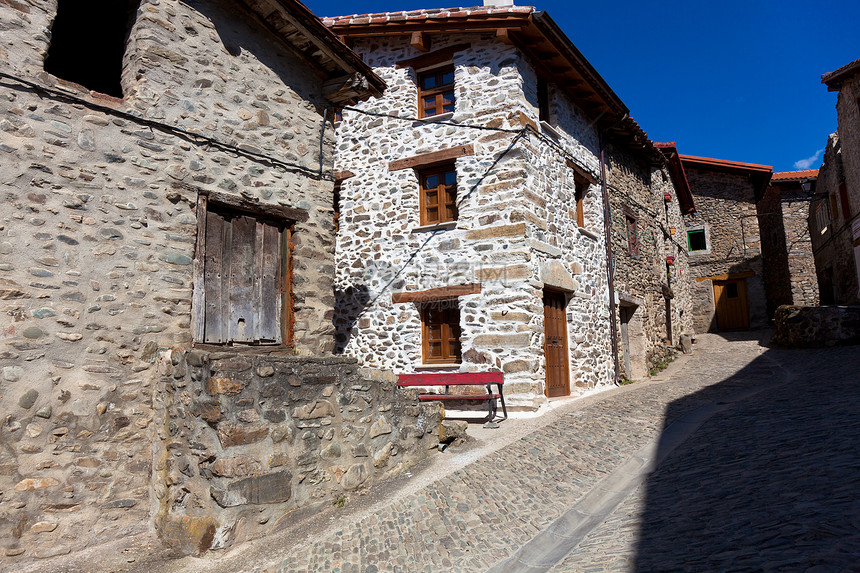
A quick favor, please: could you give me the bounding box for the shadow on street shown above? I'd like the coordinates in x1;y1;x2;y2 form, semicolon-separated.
633;333;860;571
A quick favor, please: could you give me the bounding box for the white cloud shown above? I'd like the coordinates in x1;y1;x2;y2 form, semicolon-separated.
794;148;824;170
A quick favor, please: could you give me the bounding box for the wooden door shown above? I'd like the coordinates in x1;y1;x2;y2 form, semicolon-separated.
203;207;287;345
543;290;570;398
713;279;749;330
619;306;632;379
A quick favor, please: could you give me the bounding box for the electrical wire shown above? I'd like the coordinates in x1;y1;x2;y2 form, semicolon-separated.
0;70;327;180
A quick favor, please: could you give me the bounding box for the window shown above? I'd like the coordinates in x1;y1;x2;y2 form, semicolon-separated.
419;164;457;225
625;211;640;256
839;182;851;219
333;180;341;233
44;0;138;98
574;176;588;228
421;301;461;364
830;193;840;221
814;200;831;235
538;79;550;123
195;202;293;346
418;65;455;118
725;282;739;298
687;228;708;252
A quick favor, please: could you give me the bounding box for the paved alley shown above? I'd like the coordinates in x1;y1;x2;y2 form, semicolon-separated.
196;332;860;572
21;333;860;573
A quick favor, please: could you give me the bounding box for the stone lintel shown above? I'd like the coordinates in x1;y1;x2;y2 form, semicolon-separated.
465;222;527;241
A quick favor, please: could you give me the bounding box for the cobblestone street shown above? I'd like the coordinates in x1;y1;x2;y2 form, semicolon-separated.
20;332;859;573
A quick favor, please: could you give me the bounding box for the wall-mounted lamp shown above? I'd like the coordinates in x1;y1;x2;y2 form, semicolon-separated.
800;178;813;194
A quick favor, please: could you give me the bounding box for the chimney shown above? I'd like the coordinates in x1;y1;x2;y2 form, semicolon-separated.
483;0;515;6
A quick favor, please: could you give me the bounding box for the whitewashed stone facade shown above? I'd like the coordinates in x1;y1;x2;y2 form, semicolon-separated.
332;31;614;410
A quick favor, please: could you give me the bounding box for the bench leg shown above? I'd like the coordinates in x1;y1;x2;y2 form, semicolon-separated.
498;387;508;421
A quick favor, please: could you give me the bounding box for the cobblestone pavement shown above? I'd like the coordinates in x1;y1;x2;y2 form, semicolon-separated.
215;331;855;573
96;332;855;573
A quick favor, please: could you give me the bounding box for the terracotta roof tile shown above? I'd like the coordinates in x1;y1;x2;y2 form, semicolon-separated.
771;169;819;182
679;154;773;174
323;6;535;26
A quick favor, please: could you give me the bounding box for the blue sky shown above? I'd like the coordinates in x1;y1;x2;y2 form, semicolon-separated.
307;0;860;172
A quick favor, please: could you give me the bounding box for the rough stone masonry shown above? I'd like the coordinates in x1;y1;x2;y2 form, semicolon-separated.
0;0;434;562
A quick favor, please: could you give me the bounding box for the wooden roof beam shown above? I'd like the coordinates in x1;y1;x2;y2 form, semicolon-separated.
410;31;430;52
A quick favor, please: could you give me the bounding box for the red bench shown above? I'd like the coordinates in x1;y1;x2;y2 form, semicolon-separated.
397;372;507;422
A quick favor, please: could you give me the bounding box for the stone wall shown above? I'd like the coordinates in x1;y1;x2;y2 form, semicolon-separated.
605;144;693;379
759;181;819;312
811;133;859;304
154;350;440;554
772;305;860;347
683;167;768;331
812;65;860;305
0;0;344;561
333;34;613;410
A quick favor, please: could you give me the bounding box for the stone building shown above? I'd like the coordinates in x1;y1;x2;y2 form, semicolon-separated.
758;170;820;311
810;59;860;304
0;0;441;561
603;138;696;381
679;154;774;332
326;3;664;409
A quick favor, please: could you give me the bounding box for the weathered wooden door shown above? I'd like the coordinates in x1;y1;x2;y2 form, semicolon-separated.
713;279;749;330
543;290;570;398
203;207;289;344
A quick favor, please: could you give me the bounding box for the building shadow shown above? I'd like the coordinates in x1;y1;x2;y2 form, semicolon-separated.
633;336;860;571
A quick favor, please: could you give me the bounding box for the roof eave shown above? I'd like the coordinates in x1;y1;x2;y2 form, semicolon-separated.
679;154;773;202
822;57;860;91
326;8;628;126
241;0;386;103
655;143;696;214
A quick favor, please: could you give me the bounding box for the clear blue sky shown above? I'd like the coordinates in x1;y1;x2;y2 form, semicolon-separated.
307;0;860;172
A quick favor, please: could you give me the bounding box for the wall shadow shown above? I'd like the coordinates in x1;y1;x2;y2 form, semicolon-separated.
633;334;860;571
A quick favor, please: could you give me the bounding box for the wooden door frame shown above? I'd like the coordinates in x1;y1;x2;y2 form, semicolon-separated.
543;288;571;398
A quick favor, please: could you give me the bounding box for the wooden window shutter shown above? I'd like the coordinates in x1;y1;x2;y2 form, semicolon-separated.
202;207;285;345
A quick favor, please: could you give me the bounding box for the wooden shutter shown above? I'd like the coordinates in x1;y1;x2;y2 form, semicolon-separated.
202;207;283;344
422;303;461;363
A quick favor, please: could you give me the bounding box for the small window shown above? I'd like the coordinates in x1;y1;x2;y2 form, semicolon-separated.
538;79;550;123
814;200;831;235
625;212;640;257
197;203;293;346
333;181;341;233
44;0;139;98
421;301;461;364
725;282;739;298
418;65;455;118
830;193;840;221
839;182;851;219
574;176;588;228
687;229;708;252
419;164;457;225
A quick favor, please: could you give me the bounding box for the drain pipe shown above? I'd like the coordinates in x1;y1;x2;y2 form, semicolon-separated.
598;132;620;384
